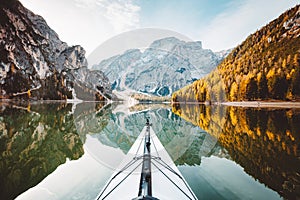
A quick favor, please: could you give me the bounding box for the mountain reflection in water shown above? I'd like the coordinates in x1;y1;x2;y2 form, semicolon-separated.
1;102;296;199
0;101;113;199
88;103;226;167
0;102;89;199
172;103;300;199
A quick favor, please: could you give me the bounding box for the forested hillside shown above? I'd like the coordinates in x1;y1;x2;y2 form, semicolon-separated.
172;5;300;102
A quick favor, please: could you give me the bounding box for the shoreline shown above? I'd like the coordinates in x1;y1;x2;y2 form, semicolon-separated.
220;101;300;108
2;98;300;108
171;100;300;108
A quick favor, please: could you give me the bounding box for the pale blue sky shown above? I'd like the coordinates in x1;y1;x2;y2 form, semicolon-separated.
19;0;299;56
139;0;233;28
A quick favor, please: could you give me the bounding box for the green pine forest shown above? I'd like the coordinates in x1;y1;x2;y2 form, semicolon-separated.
172;5;300;103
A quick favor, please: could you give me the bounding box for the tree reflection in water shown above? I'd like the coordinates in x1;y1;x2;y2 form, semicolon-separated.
0;101;106;200
172;103;300;199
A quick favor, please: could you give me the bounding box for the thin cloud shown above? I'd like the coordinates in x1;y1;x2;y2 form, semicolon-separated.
72;0;141;54
74;0;140;32
20;0;141;55
198;0;299;51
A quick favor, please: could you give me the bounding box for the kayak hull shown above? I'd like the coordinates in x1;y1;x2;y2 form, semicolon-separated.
96;125;197;200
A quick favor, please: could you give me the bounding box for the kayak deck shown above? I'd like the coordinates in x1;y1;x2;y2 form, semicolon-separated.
96;122;197;200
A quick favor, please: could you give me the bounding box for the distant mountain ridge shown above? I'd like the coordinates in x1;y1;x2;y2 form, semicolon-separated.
0;1;112;100
172;5;300;102
92;37;229;97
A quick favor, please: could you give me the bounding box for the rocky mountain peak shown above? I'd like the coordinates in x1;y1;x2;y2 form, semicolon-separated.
0;1;113;101
148;37;186;51
147;37;203;55
92;37;228;97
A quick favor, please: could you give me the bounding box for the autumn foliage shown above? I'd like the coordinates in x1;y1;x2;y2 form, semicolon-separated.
172;5;300;102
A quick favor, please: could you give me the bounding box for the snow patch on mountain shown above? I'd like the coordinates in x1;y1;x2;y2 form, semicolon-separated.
92;37;229;97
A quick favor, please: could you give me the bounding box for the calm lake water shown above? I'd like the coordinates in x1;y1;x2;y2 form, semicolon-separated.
0;101;299;200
